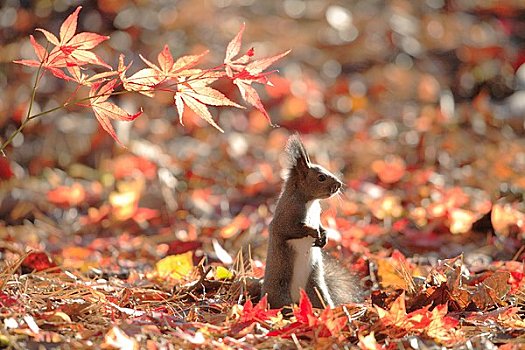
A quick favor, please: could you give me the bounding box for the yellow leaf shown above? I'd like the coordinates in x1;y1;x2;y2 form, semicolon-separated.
376;258;408;290
215;266;233;280
0;335;10;347
48;311;72;323
448;208;475;234
358;331;380;350
103;326;139;350
155;252;194;280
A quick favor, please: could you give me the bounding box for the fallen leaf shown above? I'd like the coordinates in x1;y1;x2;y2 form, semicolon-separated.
47;183;86;208
472;271;511;309
155;252;194;280
492;203;525;237
376;258;409;290
358;332;382;350
215;266;233;280
102;326;139;350
369;195;403;220
0;292;18;307
111;155;157;180
448;208;476;234
212;239;233;265
371;156;406;184
239;295;279;324
21;252;57;273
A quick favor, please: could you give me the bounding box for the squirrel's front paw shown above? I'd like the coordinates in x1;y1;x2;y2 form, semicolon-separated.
303;224;320;239
313;228;327;247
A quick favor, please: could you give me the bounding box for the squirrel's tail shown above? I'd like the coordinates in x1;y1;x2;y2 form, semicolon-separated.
322;253;364;304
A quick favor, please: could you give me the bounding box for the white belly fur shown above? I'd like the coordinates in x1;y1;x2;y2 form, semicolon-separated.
288;199;335;307
288;239;334;307
288;236;316;302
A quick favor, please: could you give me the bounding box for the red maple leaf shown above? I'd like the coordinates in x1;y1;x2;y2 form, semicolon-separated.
22;252;58;272
140;45;209;79
233;78;272;123
294;289;316;326
267;290;314;337
0;292;18;307
239;295;279;324
88;79;142;147
268;290;348;338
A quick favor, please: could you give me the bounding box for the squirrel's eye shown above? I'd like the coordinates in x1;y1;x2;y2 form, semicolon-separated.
318;174;327;182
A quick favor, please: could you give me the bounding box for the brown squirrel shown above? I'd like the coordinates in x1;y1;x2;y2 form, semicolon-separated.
261;134;363;309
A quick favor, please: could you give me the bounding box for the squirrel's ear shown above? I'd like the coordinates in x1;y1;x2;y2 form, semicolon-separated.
286;134;310;173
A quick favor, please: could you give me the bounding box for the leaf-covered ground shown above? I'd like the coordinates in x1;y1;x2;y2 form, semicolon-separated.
1;1;524;349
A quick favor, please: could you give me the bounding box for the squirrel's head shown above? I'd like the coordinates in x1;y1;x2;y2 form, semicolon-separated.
285;134;343;200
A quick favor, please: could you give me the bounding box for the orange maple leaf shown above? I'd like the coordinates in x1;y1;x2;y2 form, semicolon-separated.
174;72;243;132
14;35;73;81
123;45;209;96
223;24;290;124
376;293;462;344
14;6;109;80
224;23;254;76
66;66;118;86
318;307;348;338
47;182;86;207
375;292;409;329
35;6;110;68
88;79;142;147
140;45;208;79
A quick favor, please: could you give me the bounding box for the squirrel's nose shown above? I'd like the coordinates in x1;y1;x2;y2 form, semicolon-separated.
330;182;341;194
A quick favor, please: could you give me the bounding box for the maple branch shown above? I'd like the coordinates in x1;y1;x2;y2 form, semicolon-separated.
1;118;32;156
0;86;137;154
1;50;47;155
5;11;288;154
26;69;45;122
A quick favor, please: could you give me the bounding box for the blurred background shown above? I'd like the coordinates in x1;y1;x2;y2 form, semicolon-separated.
1;0;524;267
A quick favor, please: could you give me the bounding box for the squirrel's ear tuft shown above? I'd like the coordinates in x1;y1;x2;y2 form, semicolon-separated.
285;133;310;171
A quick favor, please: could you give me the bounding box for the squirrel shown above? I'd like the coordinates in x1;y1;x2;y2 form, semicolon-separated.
261;134;363;309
